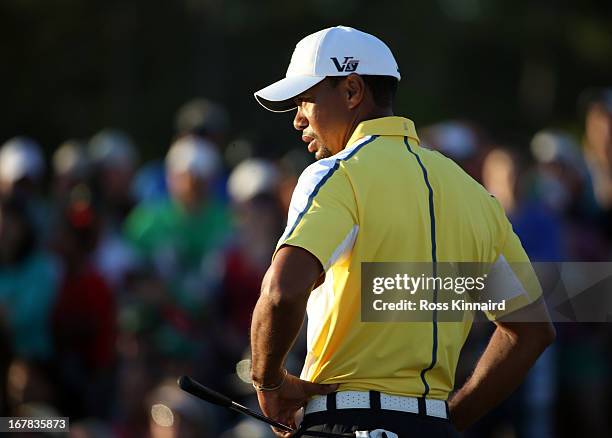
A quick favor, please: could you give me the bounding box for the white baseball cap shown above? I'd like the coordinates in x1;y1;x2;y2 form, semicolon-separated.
89;128;138;168
228;158;280;203
166;135;221;180
0;137;45;183
254;26;400;112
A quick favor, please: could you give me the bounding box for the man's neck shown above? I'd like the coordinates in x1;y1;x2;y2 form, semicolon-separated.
344;107;394;147
367;107;395;119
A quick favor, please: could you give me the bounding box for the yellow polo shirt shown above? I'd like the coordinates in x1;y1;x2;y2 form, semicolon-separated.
275;116;541;400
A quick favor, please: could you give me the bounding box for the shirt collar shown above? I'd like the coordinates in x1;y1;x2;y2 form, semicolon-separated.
346;116;420;147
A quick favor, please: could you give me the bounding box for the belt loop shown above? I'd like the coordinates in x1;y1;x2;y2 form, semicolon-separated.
369;390;381;410
418;397;427;417
326;392;337;411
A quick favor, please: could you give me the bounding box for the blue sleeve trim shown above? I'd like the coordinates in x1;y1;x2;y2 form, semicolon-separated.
282;135;379;244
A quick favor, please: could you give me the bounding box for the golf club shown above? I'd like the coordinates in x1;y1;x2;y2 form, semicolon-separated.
177;375;356;438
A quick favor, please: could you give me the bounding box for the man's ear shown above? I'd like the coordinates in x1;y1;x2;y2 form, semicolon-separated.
344;74;365;109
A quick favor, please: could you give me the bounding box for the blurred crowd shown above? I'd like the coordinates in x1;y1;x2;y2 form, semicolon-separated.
0;89;611;438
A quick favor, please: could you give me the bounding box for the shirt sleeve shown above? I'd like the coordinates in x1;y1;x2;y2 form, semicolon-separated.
274;161;358;271
482;214;543;321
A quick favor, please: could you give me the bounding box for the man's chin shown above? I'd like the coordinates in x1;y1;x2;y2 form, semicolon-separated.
315;147;333;160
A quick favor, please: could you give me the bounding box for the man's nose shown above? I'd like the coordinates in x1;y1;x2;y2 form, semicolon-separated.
293;107;307;131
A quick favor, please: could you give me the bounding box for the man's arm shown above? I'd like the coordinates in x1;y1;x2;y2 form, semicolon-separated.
251;245;321;383
448;297;556;431
250;245;336;435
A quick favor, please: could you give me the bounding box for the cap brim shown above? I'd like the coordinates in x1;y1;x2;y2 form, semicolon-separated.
254;76;325;112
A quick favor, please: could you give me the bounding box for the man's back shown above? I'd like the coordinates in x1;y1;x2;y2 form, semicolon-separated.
251;26;554;434
279;117;540;400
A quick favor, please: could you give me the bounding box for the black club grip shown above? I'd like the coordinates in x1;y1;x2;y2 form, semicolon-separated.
177;376;232;408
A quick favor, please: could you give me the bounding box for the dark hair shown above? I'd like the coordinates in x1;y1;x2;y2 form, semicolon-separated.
328;75;398;108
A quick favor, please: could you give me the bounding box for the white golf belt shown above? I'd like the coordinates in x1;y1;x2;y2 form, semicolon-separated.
304;391;448;419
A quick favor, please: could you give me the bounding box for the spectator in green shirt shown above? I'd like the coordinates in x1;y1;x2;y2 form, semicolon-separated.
124;135;231;317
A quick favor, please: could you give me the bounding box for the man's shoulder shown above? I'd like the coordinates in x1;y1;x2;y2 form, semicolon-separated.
295;148;358;194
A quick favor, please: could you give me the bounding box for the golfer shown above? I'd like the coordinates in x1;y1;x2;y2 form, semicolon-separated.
250;26;555;437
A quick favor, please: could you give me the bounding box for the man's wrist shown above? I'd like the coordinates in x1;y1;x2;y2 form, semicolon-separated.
252;368;288;392
251;367;287;388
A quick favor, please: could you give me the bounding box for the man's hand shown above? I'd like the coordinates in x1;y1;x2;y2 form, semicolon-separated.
256;373;338;437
